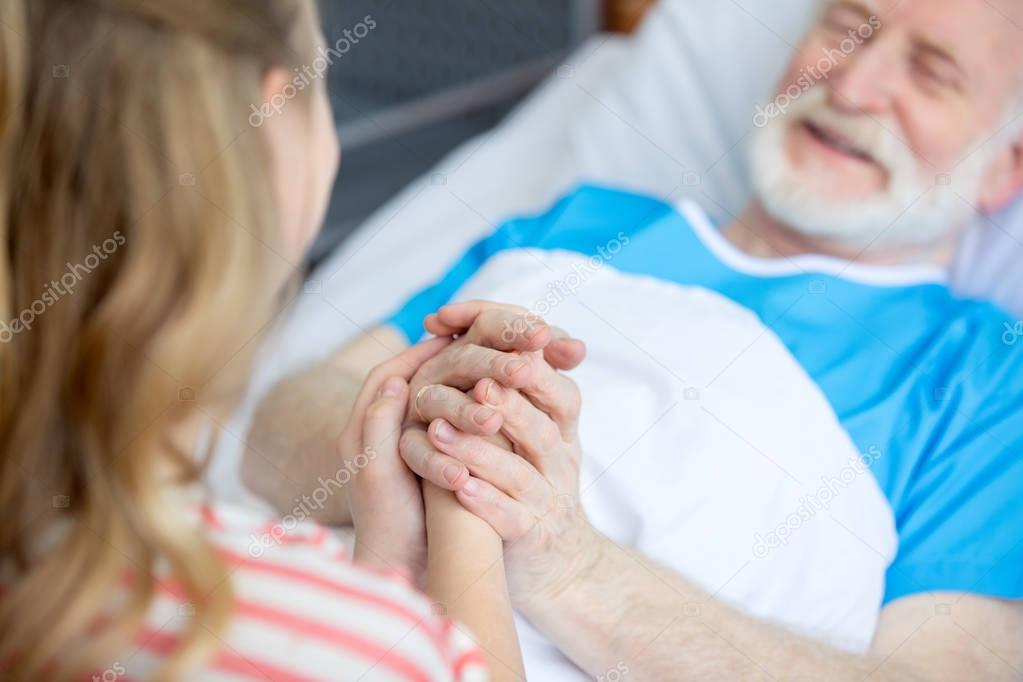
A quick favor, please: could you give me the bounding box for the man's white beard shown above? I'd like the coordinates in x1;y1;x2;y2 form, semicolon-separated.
748;86;992;249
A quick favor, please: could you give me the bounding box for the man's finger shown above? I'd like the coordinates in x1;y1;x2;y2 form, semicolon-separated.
365;336;454;388
426;303;586;372
425;305;549;353
545;327;587;371
345;336;454;448
414;384;502;436
415;343;534;392
463;308;552;352
399;424;470;491
473;378;564;471
352;337;454;421
454;476;537;542
476;354;582;441
425;300;528;335
427;419;551;509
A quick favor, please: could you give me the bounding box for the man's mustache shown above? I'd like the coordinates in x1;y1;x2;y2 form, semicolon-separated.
791;91;917;182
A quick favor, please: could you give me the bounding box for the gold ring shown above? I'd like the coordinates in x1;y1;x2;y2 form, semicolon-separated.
414;385;432;423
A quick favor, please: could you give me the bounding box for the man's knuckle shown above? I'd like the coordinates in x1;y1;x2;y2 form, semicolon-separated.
478;308;503;328
484;431;513;450
487;351;507;374
398;429;421;455
501;309;526;328
413;358;441;385
507;467;531;498
506;303;529;316
564;378;582;415
511;514;535;540
409;444;434;472
418;353;442;373
508;313;542;340
426;451;444;475
461;442;485;467
536;421;561;449
531;362;554;392
451;343;475;366
420;385;445;410
458;402;478;425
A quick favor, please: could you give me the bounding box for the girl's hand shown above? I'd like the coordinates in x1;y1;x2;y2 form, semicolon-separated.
341;338;451;582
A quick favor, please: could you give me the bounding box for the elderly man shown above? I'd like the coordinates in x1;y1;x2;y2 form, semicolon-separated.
244;1;1023;679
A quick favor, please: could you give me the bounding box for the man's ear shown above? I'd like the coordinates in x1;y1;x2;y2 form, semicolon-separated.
977;137;1023;213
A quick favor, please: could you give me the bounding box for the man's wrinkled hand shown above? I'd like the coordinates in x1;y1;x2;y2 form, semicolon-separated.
400;301;587;491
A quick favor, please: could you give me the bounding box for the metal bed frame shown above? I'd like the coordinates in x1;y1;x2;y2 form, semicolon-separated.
309;0;601;263
319;0;601;151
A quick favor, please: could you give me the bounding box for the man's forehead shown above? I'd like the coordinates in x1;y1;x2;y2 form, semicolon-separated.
845;0;1023;47
824;0;1023;82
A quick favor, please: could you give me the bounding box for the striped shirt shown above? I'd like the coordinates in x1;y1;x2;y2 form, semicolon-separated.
88;501;489;682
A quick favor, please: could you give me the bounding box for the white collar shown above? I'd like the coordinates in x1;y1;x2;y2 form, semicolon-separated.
675;200;950;288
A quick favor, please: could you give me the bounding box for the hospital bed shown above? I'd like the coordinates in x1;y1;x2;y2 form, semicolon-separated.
208;0;1023;504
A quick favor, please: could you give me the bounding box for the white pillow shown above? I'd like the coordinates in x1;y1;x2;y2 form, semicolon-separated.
572;0;1023;316
953;205;1023;313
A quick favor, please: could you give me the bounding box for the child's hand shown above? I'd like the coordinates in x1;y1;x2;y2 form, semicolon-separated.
341;338;451;583
423;469;524;681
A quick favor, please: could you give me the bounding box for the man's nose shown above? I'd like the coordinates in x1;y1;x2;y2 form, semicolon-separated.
827;36;899;115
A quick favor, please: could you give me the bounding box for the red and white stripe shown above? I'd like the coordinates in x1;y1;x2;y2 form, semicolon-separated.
109;502;489;682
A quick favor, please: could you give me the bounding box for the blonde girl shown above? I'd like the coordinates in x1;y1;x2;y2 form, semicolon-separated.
0;1;521;680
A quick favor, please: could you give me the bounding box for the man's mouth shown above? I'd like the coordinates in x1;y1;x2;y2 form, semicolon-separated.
802;120;875;165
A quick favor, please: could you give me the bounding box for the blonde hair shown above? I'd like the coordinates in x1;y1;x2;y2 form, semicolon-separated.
0;0;314;679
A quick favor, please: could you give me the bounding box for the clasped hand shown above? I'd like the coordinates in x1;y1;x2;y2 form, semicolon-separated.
342;301;602;608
